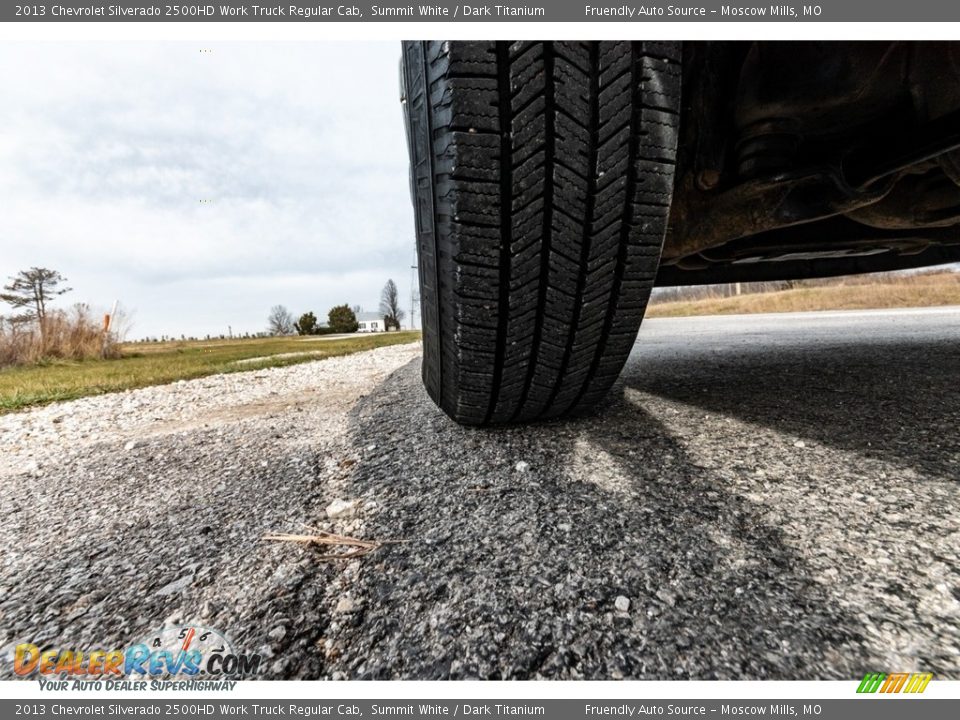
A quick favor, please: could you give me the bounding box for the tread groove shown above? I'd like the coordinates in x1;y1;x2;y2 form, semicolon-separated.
512;41;556;421
484;41;514;424
565;45;640;412
544;42;600;416
565;44;640;416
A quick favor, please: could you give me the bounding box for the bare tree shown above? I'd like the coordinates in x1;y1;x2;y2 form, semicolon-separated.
379;279;406;331
267;305;295;336
1;267;72;326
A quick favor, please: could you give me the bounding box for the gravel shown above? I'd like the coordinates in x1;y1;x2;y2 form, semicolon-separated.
0;343;420;677
2;308;959;680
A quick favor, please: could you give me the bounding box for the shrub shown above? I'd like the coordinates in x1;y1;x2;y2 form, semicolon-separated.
0;304;124;367
328;304;359;333
295;311;319;335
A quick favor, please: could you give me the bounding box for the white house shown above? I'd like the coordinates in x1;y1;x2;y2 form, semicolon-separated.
355;312;385;333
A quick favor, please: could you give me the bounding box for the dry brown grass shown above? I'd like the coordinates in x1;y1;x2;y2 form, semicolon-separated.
647;271;960;318
0;305;121;367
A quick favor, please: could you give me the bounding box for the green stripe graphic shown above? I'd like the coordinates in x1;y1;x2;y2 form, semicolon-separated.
857;672;886;693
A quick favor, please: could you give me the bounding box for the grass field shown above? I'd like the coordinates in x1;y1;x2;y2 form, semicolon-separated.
647;272;960;318
0;331;420;413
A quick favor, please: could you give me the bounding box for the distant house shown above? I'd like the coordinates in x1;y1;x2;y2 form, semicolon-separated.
356;312;385;333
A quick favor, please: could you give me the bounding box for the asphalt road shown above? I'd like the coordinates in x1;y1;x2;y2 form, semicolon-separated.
2;308;958;680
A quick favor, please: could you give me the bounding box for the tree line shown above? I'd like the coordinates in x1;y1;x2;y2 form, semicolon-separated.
268;279;406;336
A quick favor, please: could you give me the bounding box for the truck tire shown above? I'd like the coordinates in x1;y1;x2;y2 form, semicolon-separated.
402;41;681;425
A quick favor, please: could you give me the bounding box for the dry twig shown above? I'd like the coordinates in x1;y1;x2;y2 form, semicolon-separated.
263;527;379;560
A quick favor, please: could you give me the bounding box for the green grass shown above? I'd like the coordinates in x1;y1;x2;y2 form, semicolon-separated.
0;331;421;413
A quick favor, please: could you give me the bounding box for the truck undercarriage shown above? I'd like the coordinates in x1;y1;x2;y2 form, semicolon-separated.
660;41;960;285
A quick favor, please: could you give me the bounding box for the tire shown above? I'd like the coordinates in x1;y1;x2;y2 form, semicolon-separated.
402;41;681;425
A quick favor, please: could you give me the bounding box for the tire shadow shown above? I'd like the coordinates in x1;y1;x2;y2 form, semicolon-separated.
326;359;868;679
626;322;960;481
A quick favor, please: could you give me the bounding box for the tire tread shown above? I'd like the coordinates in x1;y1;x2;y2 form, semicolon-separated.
402;41;681;425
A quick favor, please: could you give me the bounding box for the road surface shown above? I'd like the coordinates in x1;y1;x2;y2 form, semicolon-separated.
2;308;958;680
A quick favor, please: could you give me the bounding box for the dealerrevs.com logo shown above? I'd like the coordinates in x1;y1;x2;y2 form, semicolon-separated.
13;626;261;690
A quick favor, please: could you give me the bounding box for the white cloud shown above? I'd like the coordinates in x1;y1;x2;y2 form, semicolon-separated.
0;41;417;338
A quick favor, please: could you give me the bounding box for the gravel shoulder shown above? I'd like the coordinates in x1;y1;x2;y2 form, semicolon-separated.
2;310;959;680
1;343;421;678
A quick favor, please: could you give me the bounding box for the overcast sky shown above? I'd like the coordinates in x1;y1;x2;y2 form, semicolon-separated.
0;42;416;339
